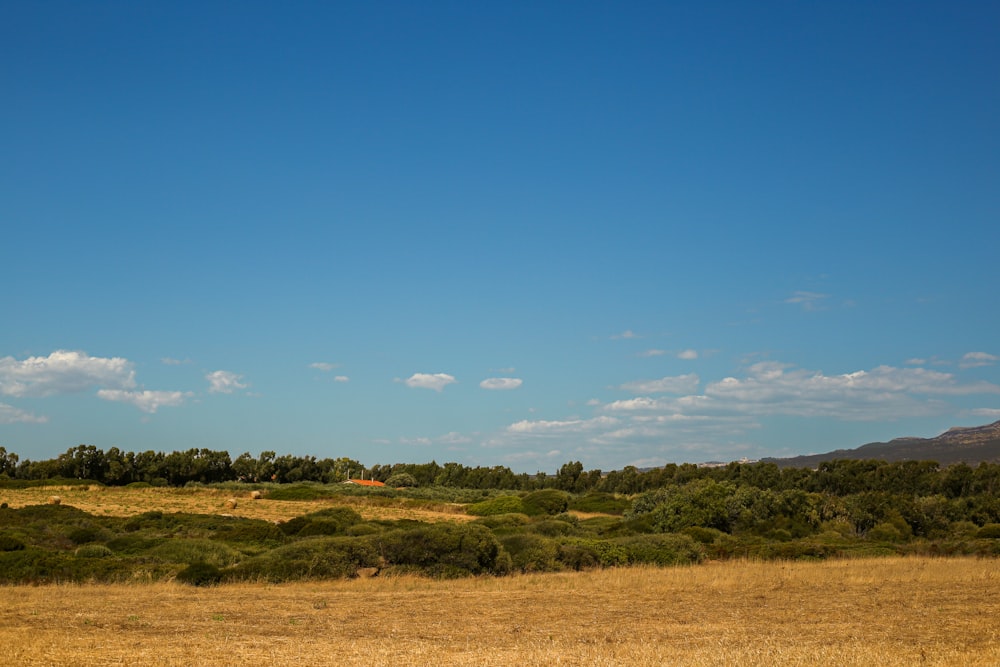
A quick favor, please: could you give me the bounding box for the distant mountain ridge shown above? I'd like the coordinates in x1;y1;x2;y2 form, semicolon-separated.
762;420;1000;468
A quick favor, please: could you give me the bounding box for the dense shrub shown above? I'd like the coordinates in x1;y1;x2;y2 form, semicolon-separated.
615;533;703;566
176;561;223;586
500;533;560;573
557;543;600;570
576;516;622;535
559;538;629;567
385;472;418;488
471;513;532;533
147;538;243;567
278;507;363;537
226;536;379;582
466;496;526;516
106;535;166;555
75;544;114;558
377;523;510;577
211;519;285;547
682;526;727;544
0;533;26;551
568;493;631;515
978;523;1000;539
521;489;571;516
67;525;106;545
529;519;578;538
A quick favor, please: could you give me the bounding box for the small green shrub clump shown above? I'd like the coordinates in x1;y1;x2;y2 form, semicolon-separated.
977;524;1000;539
278;507;363;537
500;533;560;573
0;533;26;551
615;533;704;566
521;489;571;517
227;536;379;582
75;544;114;559
466;496;525;516
176;561;224;586
385;472;418;488
378;523;510;577
568;493;631;515
67;526;105;545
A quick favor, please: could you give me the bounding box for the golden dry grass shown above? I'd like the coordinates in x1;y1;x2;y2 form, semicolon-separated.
0;485;471;523
1;557;997;666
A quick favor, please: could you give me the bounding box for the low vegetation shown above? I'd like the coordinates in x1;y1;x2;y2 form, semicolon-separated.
1;475;1000;584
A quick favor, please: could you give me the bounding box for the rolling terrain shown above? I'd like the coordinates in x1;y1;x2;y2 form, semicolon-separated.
764;421;1000;468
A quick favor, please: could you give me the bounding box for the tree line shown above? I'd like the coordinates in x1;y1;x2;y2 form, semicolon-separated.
1;444;1000;500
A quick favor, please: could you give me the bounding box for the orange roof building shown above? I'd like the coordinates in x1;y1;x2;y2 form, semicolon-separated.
344;478;385;487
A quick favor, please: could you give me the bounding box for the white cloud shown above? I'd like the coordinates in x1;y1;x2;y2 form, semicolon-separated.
785;291;829;311
638;349;666;357
507;415;618;435
309;362;339;372
206;370;249;394
480;377;523;391
161;357;192;366
905;358;927;366
611;330;639;340
960;352;999;369
677;349;699;360
619;374;700;395
400;431;473;447
965;408;1000;419
334;375;350;383
0;402;48;424
403;373;457;392
97;389;193;414
0;350;136;398
702;362;1000;420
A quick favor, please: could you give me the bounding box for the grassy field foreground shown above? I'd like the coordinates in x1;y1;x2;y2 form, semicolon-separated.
1;557;998;666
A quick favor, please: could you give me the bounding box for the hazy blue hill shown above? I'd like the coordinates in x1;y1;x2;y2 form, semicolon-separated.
762;421;1000;468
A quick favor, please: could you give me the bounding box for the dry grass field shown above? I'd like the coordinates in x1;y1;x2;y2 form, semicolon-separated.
0;485;471;523
1;557;998;666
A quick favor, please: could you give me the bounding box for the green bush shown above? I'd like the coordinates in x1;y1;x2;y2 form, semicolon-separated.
977;523;1000;539
385;472;418;488
226;536;379;582
530;519;578;537
67;526;105;545
0;533;26;551
471;513;532;533
499;533;560;573
557;543;599;570
568;493;630;515
212;519;285;547
576;516;622;536
106;535;166;555
147;539;243;567
682;526;726;544
176;561;223;586
278;507;363;537
615;533;704;566
466;496;525;516
521;489;571;516
559;538;629;567
377;523;510;577
75;544;114;558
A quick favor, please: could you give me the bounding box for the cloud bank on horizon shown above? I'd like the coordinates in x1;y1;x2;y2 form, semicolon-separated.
1;347;998;470
1;2;998;471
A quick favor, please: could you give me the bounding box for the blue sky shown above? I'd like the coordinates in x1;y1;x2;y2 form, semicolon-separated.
2;1;999;472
